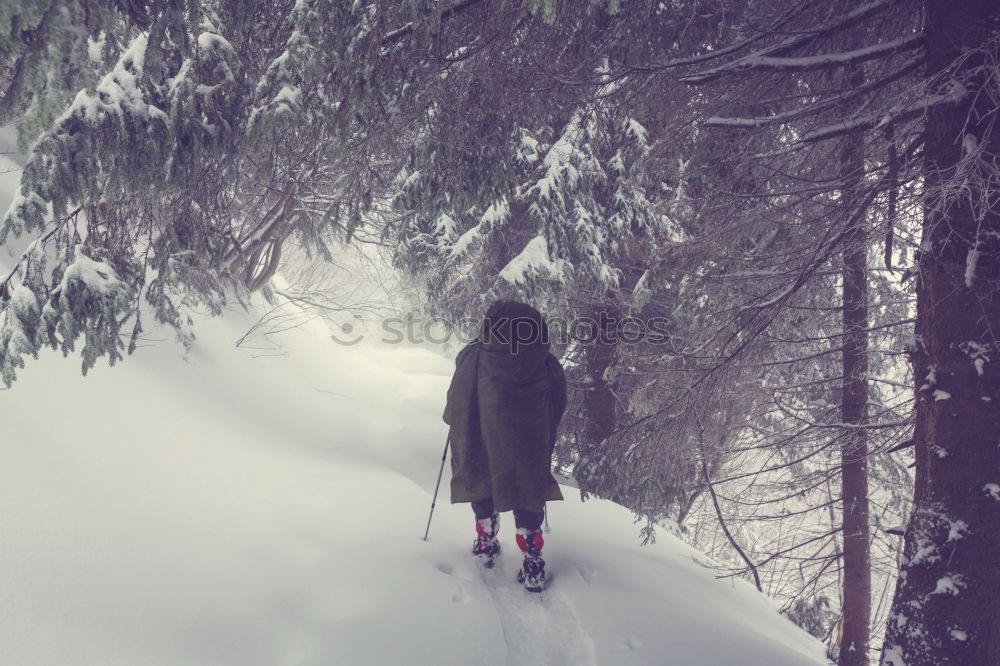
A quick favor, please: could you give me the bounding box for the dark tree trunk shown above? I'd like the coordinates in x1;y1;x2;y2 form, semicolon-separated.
580;302;619;449
839;75;872;666
881;3;1000;664
574;245;649;505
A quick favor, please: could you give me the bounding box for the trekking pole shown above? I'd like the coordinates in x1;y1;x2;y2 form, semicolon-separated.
423;435;451;541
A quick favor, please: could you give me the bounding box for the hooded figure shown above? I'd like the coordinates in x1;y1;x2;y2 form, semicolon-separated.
443;300;567;591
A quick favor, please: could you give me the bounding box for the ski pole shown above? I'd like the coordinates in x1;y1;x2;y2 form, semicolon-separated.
423;435;451;541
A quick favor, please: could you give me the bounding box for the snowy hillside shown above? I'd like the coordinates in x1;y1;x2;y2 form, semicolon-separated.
0;294;832;665
0;136;831;665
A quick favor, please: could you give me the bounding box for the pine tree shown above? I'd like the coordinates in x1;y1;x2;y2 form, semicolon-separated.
0;0;497;384
881;3;1000;663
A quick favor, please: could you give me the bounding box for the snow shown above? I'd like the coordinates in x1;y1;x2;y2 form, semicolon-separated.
625;118;649;147
450;199;511;258
964;248;980;288
931;576;964;596
932;389;951;401
0;304;831;666
950;629;968;641
450;224;481;257
87;35;105;63
402;169;423;190
919;367;936;391
197;31;237;57
681;0;910;85
983;484;1000;501
791;85;965;149
498;235;566;285
433;212;458;241
963;133;978;156
704;116;768;128
0;135;826;664
57;245;125;296
7;283;39;352
481;199;510;227
959;340;989;376
946;518;968;542
2;185;47;238
56;35;168;126
737;35;923;71
882;644;908;666
518;133;541;163
527;112;589;204
271;85;303;109
909;539;940;566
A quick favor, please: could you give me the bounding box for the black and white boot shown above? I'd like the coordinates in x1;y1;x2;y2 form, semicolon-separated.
515;528;545;592
472;513;501;568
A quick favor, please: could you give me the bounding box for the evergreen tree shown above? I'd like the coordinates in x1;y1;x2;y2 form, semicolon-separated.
881;2;1000;663
0;0;507;384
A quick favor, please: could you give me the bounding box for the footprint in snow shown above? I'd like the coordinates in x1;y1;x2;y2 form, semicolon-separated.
480;558;597;666
435;561;475;604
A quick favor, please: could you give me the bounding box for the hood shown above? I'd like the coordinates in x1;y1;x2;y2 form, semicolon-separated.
480;300;550;357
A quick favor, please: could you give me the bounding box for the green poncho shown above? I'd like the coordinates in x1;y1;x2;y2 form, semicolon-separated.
443;301;567;512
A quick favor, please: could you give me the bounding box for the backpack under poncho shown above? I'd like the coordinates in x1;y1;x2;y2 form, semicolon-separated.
443;301;567;513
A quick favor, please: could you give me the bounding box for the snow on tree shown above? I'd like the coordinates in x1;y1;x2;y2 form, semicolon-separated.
0;0;495;384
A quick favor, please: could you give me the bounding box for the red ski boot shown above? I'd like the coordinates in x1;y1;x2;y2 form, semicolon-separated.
516;528;545;592
472;513;500;567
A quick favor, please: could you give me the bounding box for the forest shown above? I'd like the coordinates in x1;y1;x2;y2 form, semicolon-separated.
1;1;998;664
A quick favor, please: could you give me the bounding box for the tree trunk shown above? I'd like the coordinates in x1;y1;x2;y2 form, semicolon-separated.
881;2;1000;664
839;72;872;666
581;303;618;449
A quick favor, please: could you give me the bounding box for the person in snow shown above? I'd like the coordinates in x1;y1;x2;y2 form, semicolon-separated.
443;300;567;591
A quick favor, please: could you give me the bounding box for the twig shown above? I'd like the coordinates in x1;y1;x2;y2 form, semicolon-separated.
699;418;763;592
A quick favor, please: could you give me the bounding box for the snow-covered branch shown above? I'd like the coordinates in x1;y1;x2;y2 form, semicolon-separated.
709;34;923;76
682;0;913;85
702;57;922;129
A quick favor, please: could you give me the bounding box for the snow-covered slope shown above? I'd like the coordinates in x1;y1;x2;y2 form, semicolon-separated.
0;300;832;666
1;133;828;665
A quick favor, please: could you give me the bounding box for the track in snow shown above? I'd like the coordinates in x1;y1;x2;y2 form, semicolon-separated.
480;556;597;666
